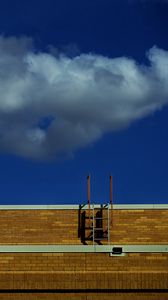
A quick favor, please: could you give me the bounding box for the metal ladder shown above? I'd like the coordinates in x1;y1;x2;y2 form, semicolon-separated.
92;203;110;244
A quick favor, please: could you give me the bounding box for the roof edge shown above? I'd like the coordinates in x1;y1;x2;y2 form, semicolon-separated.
0;204;168;210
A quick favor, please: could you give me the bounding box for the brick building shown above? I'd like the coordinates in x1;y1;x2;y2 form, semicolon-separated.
0;204;168;299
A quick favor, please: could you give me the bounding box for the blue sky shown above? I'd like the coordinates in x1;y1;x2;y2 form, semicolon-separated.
0;0;168;204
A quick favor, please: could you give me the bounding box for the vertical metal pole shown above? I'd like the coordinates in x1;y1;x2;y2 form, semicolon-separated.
93;203;94;245
87;174;91;225
87;174;91;208
110;175;113;227
108;203;110;244
110;175;113;207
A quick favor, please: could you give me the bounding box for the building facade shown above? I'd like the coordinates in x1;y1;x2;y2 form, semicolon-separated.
0;204;168;299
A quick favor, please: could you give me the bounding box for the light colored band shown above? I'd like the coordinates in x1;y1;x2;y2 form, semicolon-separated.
0;245;168;253
0;204;168;210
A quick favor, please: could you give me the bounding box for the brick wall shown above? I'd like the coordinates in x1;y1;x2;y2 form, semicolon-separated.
1;293;168;300
0;253;168;297
0;209;168;244
0;253;168;273
0;208;168;299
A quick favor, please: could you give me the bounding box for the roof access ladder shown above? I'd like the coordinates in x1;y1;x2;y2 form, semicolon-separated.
79;174;113;244
92;203;111;244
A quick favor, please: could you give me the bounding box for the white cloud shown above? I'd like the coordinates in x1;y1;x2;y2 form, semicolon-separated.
0;36;168;160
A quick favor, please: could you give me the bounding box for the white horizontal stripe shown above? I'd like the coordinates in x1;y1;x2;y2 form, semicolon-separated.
0;245;168;253
0;204;168;210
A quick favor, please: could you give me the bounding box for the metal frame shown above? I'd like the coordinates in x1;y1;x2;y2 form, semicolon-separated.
91;203;111;244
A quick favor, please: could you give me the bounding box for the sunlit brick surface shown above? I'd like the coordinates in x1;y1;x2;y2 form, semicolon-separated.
0;209;168;244
0;208;168;298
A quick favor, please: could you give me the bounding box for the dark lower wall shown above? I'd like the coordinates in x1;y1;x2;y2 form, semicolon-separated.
0;271;167;289
0;292;168;300
0;253;168;293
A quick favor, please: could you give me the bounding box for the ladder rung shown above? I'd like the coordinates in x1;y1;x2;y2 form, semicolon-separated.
85;216;108;219
93;228;104;230
94;217;108;220
93;237;108;240
85;228;106;230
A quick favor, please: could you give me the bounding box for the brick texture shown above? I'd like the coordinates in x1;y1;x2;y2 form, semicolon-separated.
0;208;168;298
0;293;168;300
0;209;168;244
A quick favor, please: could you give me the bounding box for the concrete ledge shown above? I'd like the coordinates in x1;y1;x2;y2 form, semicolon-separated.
0;204;168;210
0;245;168;253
